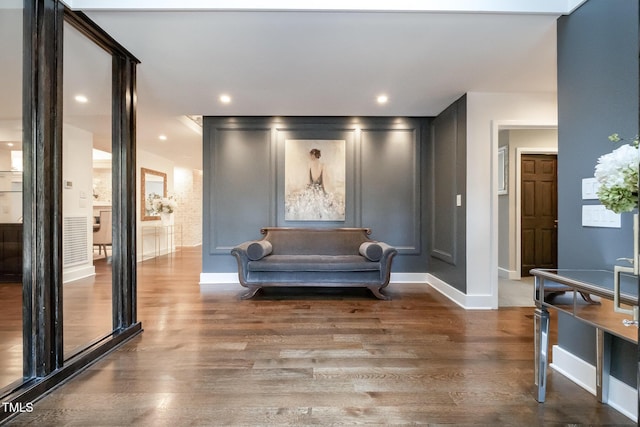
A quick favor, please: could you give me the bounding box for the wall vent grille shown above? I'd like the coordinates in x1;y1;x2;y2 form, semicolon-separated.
63;216;88;267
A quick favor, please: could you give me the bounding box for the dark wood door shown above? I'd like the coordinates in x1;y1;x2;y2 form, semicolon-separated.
521;154;558;276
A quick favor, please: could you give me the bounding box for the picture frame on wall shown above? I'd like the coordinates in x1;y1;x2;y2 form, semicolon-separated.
284;139;346;221
498;145;508;195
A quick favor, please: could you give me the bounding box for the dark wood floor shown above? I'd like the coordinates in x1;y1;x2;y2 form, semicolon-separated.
3;247;635;425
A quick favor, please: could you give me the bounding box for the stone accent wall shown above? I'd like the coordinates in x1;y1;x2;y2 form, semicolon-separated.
92;169;112;203
173;168;202;247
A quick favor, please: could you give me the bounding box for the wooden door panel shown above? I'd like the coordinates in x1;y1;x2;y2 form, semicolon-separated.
521;154;558;275
538;182;556;216
522;181;536;217
521;229;535;273
538;228;557;267
540;159;555;174
522;158;536;174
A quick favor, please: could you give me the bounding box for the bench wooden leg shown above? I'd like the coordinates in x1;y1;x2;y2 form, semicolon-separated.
579;292;600;304
369;286;391;300
240;286;261;300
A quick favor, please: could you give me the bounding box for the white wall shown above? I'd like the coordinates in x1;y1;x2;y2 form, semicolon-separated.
465;92;557;309
0;120;21;142
62;123;95;282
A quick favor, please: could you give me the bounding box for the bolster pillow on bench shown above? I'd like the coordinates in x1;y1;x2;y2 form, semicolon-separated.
359;242;383;261
247;240;273;260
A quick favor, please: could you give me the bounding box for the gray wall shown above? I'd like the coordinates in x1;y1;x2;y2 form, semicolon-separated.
202;116;431;274
557;0;638;387
428;96;467;293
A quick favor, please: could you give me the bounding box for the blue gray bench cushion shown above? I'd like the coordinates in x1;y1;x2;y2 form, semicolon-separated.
358;242;382;261
248;255;380;272
246;240;273;260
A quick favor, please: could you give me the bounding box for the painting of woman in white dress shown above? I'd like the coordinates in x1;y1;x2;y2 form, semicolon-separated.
285;139;346;221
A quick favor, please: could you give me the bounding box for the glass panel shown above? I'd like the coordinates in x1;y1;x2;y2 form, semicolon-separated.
62;21;113;358
0;1;24;391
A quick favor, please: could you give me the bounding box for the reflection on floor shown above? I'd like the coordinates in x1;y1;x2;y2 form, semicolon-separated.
63;257;113;358
0;255;115;392
498;275;535;307
0;280;22;390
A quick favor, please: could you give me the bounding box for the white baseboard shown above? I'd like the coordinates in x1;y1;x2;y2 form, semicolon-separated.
389;272;429;283
498;267;519;280
550;344;596;394
200;272;239;284
609;376;639;423
426;273;466;308
200;272;495;309
138;247;175;262
426;274;495;309
551;345;637;422
63;265;95;284
201;272;494;309
199;272;430;285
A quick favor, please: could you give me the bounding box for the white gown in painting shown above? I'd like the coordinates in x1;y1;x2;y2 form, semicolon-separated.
285;149;345;221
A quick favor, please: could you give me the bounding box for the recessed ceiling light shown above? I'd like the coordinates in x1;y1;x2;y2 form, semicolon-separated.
159;135;168;141
219;94;232;104
7;143;14;147
376;95;388;104
74;95;88;103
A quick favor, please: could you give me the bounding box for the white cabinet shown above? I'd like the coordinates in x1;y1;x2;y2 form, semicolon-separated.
0;171;22;223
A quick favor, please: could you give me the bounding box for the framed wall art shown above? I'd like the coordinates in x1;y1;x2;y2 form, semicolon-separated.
498;145;508;195
141;167;167;221
284;139;346;221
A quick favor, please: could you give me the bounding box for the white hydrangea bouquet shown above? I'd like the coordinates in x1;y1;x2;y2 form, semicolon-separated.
149;195;178;214
594;133;639;213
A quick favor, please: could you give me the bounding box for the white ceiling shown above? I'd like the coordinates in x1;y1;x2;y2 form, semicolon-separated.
4;2;582;171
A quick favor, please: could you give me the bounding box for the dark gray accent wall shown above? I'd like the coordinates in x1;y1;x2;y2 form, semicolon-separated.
361;128;421;255
557;0;638;388
428;96;467;293
203;116;430;274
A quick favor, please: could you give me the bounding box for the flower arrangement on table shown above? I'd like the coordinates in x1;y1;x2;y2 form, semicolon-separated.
595;134;640;322
594;133;639;213
147;194;178;215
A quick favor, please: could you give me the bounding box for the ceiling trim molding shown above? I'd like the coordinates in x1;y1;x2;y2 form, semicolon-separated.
64;0;583;15
566;0;588;14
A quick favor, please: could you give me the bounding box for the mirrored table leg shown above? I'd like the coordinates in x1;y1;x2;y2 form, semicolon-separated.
534;306;550;402
596;328;611;403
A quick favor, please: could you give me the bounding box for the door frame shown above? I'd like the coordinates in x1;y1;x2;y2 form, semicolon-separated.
515;148;558;278
490;120;557;308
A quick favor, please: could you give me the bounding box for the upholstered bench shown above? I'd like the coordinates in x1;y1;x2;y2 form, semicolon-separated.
231;227;397;300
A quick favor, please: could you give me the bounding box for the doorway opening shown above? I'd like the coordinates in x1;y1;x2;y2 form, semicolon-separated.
494;125;557;307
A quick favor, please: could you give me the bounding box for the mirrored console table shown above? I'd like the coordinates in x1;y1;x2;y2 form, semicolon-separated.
140;224;182;262
530;268;638;406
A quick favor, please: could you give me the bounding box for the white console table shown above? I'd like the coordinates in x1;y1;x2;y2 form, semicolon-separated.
140;224;182;261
